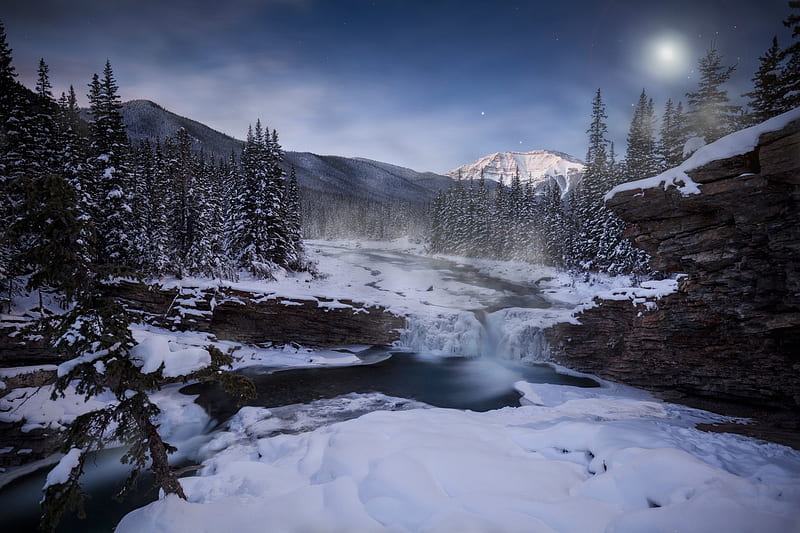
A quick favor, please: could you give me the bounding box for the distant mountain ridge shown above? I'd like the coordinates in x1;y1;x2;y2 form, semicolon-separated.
448;149;584;194
103;99;454;205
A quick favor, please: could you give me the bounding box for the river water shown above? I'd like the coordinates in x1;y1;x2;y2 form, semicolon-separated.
0;242;596;531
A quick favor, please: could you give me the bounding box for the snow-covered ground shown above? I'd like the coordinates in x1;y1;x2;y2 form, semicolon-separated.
2;240;799;531
117;382;800;533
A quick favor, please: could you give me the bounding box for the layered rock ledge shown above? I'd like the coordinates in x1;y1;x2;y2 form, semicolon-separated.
545;112;800;418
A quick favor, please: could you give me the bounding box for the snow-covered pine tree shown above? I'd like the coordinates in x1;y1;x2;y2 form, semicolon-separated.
429;190;446;253
8;59;94;306
32;59;60;177
183;150;230;278
540;177;568;265
86;61;134;276
229;121;293;277
55;86;89;204
164;127;198;277
285;165;303;268
15;172;93;304
491;176;507;258
263;128;292;267
0;22;40;310
569;88;611;269
685;45;741;143
744;36;791;122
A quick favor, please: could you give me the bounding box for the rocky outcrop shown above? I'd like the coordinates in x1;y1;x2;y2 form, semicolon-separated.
0;283;405;367
111;281;406;347
545;114;800;411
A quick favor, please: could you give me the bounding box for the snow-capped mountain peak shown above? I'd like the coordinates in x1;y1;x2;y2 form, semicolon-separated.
448;149;584;193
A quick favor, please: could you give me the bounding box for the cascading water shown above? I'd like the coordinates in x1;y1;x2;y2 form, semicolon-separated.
401;306;553;362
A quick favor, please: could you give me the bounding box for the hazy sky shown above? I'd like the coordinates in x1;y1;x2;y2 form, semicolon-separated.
3;0;794;173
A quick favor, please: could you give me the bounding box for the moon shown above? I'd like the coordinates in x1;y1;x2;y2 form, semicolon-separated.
644;34;690;80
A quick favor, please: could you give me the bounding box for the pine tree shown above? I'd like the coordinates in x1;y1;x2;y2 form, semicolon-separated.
39;290;255;531
685;45;740;143
0;23;39;309
14;172;93;304
164;127;197;276
228;121;298;276
781;1;800;109
570;89;611;269
744;37;790;123
659;99;687;169
264;128;291;267
623;89;660;182
285;165;303;268
86;61;133;275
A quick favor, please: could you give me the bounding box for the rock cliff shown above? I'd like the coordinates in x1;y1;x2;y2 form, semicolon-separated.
110;281;405;347
545;112;800;413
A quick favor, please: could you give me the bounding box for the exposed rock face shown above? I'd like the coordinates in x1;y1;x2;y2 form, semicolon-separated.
0;284;405;367
545;116;800;409
111;281;406;347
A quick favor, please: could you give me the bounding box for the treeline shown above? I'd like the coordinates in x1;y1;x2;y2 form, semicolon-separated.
302;191;428;240
431;4;800;274
0;24;304;311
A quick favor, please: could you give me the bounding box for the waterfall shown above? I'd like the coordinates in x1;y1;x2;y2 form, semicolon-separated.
400;308;552;362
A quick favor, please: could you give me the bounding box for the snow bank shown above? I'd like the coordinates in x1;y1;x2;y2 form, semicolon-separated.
606;107;800;201
129;335;211;378
0;383;116;433
0;365;57;379
116;383;800;533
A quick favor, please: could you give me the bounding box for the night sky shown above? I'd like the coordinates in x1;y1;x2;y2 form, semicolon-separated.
2;0;794;173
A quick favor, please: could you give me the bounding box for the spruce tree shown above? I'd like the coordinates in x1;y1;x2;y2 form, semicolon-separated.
264;129;291;267
285;165;303;268
0;22;38;310
164;127;197;276
14;172;93;304
781;1;800;109
685;45;740;143
744;37;790;122
623;90;660;182
570;89;611;269
659;99;687;169
86;61;133;275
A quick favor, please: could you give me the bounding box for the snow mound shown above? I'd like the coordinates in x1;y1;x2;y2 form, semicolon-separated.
130;335;211;378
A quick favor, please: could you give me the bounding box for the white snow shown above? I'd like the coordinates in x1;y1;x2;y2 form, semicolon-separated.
116;382;800;533
129;335;211;378
42;448;82;489
0;364;57;378
606;107;800;201
0;383;116;433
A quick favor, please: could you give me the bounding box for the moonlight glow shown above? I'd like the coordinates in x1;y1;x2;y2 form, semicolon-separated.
643;34;691;80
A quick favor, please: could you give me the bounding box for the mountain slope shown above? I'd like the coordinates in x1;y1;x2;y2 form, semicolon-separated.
448;149;584;193
107;100;454;204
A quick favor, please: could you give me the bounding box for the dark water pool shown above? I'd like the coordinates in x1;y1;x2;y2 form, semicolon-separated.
0;448;174;533
184;352;599;423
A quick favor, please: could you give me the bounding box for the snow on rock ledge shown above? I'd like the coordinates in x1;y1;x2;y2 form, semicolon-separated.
605;107;800;201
